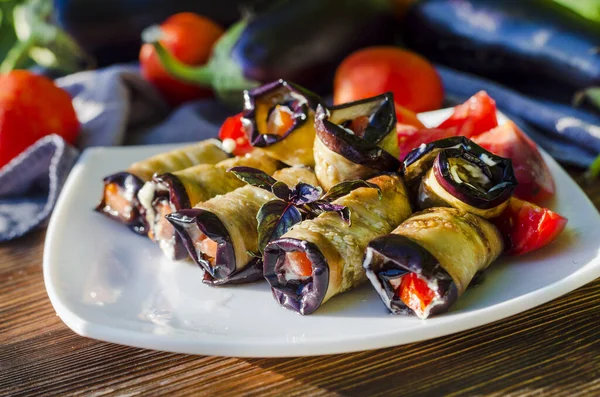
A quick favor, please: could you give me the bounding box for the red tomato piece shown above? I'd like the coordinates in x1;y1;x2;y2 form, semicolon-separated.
218;112;253;156
334;46;444;113
0;70;80;168
398;273;436;317
395;103;426;129
473;121;555;204
438;91;498;138
492;197;567;256
397;124;457;161
140;12;224;106
286;251;313;277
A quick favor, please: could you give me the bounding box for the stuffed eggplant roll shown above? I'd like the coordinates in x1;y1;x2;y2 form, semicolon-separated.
313;93;401;190
403;137;517;219
168;166;319;285
138;150;280;260
96;139;229;234
363;207;503;319
263;173;412;315
243;79;323;167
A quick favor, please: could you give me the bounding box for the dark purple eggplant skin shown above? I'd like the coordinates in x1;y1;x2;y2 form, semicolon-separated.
315;93;401;172
95;172;147;235
432;148;517;209
232;0;395;95
152;173;191;210
167;209;236;280
402;0;600;104
263;238;329;315
243;79;324;147
364;234;458;317
203;258;264;286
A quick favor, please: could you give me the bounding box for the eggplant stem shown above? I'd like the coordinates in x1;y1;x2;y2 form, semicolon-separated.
150;41;214;88
0;35;34;73
586;153;600;179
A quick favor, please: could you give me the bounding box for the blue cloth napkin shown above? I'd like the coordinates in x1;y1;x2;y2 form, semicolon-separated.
0;66;233;242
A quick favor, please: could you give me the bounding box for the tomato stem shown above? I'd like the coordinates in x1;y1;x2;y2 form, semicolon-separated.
0;34;34;73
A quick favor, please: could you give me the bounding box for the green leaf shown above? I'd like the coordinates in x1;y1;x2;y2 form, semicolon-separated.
229;166;277;191
321;180;381;202
256;200;302;253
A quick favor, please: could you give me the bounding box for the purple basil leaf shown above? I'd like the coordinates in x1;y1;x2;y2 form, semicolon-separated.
321;180;382;202
256;199;302;253
306;201;352;224
291;182;323;205
272;181;293;200
229;166;277;191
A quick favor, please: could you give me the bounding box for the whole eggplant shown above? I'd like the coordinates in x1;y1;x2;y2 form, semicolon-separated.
52;0;276;66
149;0;395;106
402;0;600;105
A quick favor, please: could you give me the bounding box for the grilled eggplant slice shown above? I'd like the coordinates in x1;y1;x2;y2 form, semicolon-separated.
243;80;324;167
363;207;503;319
263;173;412;315
138;150;280;260
404;137;517;218
313;93;400;190
168;166;319;285
96;139;229;234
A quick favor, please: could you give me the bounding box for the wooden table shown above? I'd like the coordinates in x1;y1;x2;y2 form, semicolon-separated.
2;169;599;397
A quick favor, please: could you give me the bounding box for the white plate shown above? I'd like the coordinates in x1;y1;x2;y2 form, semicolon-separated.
44;109;600;357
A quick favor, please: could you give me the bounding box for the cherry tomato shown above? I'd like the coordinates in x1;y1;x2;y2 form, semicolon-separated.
398;273;436;317
473;121;555;204
140;12;224;106
397;124;457;161
218;112;253;156
333;46;444;113
492;197;567;256
0;70;79;168
438;91;498;138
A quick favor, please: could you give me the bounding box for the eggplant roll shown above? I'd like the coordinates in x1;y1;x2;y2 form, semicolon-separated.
403;137;517;219
313;93;401;190
96;139;229;234
138;150;280;260
363;207;503;319
168;166;319;285
243;79;323;167
263;173;412;315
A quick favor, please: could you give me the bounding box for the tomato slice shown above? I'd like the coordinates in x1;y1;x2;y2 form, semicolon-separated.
218;112;253;156
395;103;425;129
492;197;567;256
397;124;457;161
398;273;436;318
473;121;555;204
285;251;313;277
438;91;498;138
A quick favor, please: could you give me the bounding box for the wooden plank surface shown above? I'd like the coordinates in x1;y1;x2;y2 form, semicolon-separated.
1;169;599;397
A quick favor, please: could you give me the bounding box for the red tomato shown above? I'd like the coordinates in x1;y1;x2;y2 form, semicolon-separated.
395;103;426;129
438;91;498;138
333;47;444;113
0;71;79;168
473;121;555;203
398;273;436;317
218;113;252;156
140;12;224;106
492;197;567;256
397;124;457;160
